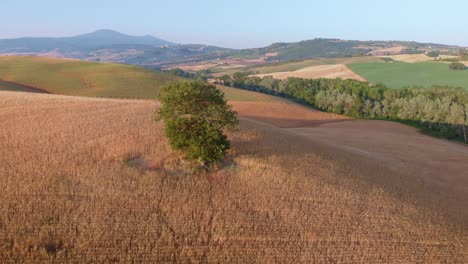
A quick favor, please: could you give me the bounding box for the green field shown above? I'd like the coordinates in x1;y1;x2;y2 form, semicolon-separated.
348;62;468;89
0;56;181;98
217;84;287;102
0;56;284;102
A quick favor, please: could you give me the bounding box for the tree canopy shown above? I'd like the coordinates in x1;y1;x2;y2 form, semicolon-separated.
157;81;238;169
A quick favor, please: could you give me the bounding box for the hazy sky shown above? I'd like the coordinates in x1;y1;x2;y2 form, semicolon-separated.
2;0;467;48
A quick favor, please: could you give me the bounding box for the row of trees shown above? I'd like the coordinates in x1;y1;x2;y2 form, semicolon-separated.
216;74;468;142
164;68;209;82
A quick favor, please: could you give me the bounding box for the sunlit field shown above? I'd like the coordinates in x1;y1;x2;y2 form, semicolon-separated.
0;91;465;262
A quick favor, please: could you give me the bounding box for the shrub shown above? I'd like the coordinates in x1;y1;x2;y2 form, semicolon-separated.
426;51;440;57
448;62;466;71
156;81;238;169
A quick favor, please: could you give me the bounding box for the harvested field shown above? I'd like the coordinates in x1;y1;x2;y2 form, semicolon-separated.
173;58;271;73
439;55;460;60
173;63;219;72
212;56;382;77
0;91;466;262
380;54;433;63
264;52;278;57
253;64;366;81
368;46;407;56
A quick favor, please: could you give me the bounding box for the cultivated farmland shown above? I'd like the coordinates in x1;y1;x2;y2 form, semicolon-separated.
211;56;382;77
253;64;366;81
348;62;468;89
0;91;466;262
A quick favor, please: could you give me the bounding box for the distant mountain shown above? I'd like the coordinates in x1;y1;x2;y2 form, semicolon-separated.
0;31;463;67
0;30;232;66
70;29;175;47
230;38;463;61
0;29;174;53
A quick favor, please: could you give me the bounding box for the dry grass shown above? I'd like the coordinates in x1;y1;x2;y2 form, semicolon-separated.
368;46;407;56
380;54;461;63
0;91;466;262
253;64;366;81
380;54;433;63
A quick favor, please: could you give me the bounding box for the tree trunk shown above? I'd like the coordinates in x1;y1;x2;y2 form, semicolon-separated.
464;125;467;142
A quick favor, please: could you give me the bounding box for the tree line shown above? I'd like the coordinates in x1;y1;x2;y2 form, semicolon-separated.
215;73;468;142
164;68;209;82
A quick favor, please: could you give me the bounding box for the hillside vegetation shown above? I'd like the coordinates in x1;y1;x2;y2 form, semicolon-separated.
0;56;180;98
230;39;459;61
0;91;466;262
348;62;468;89
220;75;468;142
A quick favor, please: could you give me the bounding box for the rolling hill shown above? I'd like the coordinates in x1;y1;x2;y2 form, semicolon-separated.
0;53;466;262
1;31;464;68
0;56;289;101
229;39;461;62
0;91;466;262
0;56;181;98
0;29;174;53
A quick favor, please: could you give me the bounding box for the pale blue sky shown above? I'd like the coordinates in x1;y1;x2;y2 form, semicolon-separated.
2;0;467;48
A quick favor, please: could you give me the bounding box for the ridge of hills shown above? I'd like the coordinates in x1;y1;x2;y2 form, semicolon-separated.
0;30;464;67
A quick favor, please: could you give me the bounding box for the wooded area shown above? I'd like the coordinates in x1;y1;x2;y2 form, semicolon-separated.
217;74;467;142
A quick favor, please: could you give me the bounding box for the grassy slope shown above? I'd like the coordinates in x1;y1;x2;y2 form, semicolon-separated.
0;56;286;103
218;85;289;102
348;62;468;89
0;56;181;98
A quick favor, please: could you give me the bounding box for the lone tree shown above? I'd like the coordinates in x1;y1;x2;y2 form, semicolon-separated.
157;81;238;169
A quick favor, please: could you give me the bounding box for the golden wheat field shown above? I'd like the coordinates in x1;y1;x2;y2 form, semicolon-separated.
0;91;467;263
252;64;366;81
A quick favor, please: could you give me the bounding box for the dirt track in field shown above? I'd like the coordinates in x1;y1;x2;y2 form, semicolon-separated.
253;64;367;81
